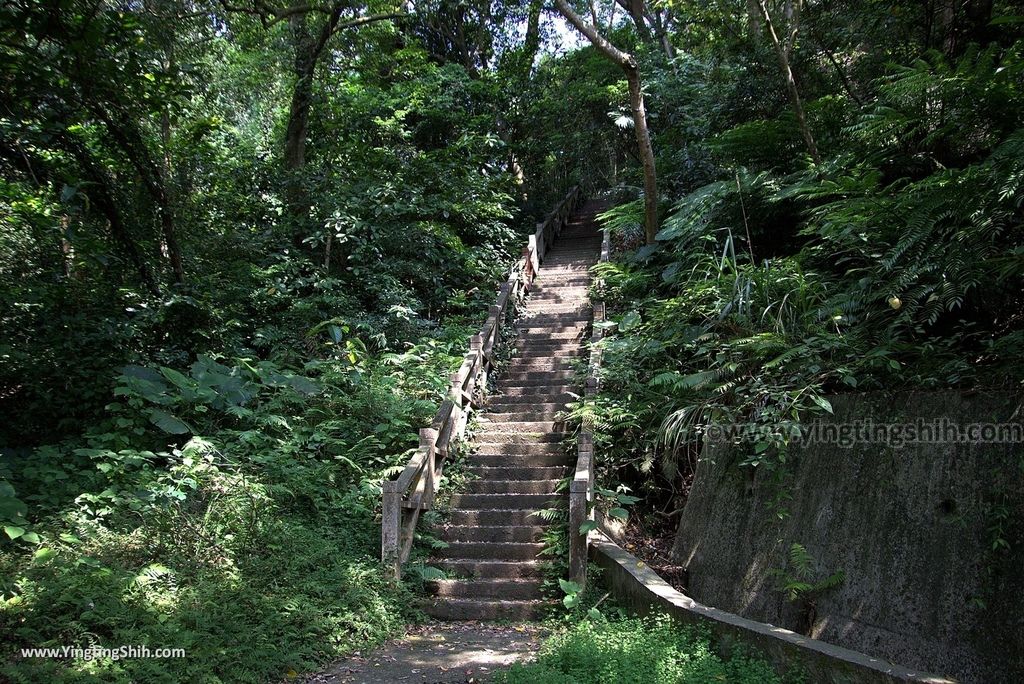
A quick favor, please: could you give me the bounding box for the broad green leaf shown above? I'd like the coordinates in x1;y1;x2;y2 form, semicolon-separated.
619;311;641;332
811;396;834;414
149;410;191;435
160;367;192;390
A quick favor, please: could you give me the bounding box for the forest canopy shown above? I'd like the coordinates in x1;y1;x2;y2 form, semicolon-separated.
2;0;1024;681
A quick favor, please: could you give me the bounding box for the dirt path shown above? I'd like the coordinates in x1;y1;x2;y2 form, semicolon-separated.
302;623;546;684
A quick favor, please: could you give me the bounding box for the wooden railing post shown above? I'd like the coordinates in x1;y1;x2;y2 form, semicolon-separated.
570;431;594;586
420;427;438;503
487;305;501;353
568;224;610;589
381;481;402;580
470;334;485;393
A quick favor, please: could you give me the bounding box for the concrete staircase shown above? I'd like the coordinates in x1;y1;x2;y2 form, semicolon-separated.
423;202;604;620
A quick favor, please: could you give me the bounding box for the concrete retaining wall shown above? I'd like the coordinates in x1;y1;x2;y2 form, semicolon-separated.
590;532;950;683
672;390;1024;683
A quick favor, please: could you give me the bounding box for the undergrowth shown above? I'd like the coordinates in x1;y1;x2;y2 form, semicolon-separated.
494;616;789;684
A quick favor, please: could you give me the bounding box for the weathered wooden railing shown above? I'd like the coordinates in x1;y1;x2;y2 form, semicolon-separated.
568;224;611;586
381;186;584;580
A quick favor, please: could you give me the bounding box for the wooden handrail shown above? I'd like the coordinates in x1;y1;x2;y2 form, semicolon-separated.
568;222;611;586
382;185;584;580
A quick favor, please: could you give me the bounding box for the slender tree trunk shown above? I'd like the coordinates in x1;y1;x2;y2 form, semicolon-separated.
279;9;405;231
616;0;652;41
756;0;821;164
555;0;659;243
90;105;185;284
59;135;161;294
284;13;314;172
625;69;659;242
523;0;543;76
160;112;185;284
746;0;762;39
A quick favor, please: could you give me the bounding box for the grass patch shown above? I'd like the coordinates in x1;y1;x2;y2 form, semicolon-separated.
1;506;410;683
495;616;787;684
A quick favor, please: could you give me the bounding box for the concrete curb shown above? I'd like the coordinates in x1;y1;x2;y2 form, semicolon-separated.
588;532;955;684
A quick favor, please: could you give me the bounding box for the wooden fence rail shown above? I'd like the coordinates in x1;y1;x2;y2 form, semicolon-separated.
568;223;611;586
381;186;584;580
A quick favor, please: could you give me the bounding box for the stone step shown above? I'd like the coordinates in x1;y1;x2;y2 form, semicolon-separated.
525;302;590;310
474;420;564;432
515;331;587;341
445;510;545;528
525;297;590;305
531;282;590;288
519;314;591;325
426;578;544;600
421;597;549;621
488;400;571;412
534;274;590;280
481;409;565;419
468;452;571;468
511;348;583;358
436;525;545;543
484;400;570;411
506;356;577;367
467;465;569;480
524;309;590;318
527;290;591;297
465;479;561;495
514;328;588;339
489;392;576;404
433;541;546;560
500;370;576;384
447;492;561;510
505;364;578;377
473;434;565;447
493;383;574;395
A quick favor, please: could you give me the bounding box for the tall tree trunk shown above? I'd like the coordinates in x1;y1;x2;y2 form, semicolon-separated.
555;0;659;244
746;0;763;39
59;134;161;295
756;0;821;164
616;0;652;41
278;8;406;232
625;68;659;243
524;0;542;73
90;105;185;284
284;12;315;229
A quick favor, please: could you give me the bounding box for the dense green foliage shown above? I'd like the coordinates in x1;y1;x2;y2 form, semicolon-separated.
3;0;1024;680
0;1;549;680
495;617;785;684
562;2;1024;513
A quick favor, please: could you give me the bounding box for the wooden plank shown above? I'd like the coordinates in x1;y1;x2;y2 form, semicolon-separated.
495;282;510;314
393;447;428;492
432;400;455;433
381;484;402;579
